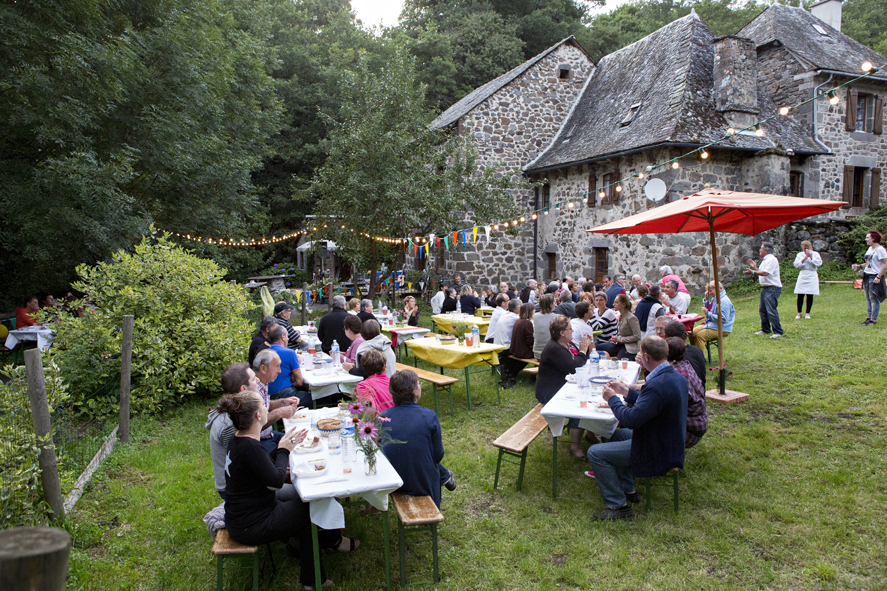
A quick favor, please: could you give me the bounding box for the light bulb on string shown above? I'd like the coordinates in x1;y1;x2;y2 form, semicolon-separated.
727;127;736;135
615;185;622;193
862;61;873;72
504;222;510;227
754;124;764;137
672;162;680;169
598;190;605;199
520;216;526;222
638;172;645;179
828;91;840;105
493;224;499;230
700;150;709;159
779;106;790;116
567;201;575;208
543;209;548;215
531;213;537;220
646;165;653;172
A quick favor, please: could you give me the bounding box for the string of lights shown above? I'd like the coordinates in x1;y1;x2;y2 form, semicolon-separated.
168;61;882;249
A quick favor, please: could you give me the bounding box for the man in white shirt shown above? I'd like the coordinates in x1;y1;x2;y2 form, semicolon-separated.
570;301;597;347
485;293;509;343
493;298;520;347
745;241;783;338
430;284;446;314
661;280;691;315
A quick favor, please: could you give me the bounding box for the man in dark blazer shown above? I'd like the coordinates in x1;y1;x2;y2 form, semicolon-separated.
605;274;627;308
586;335;687;521
317;295;353;354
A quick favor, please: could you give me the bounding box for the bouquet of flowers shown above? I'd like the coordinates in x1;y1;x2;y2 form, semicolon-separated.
345;391;401;475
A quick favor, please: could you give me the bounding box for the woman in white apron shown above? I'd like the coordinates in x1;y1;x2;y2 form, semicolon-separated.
793;240;822;319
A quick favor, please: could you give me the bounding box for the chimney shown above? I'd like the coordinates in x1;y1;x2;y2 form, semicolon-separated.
712;36;760;129
811;0;843;32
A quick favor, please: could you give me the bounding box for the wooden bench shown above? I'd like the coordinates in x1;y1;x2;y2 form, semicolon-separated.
508;356;539;366
395;362;459;417
492;403;549;491
522;366;539;375
392;493;444;586
211;528;259;591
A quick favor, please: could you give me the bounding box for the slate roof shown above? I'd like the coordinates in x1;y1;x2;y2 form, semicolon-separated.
738;4;887;79
525;12;825;173
430;36;591;129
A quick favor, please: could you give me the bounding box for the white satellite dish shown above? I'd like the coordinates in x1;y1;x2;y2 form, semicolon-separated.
644;178;667;202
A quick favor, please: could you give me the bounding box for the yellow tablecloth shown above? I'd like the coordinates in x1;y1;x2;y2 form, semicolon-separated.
405;337;505;369
476;307;494;317
431;314;490;336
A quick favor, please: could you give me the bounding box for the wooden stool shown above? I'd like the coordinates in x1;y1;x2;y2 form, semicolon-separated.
392;494;444;586
640;467;681;512
211;528;259;591
492;404;548;491
397;362;459;417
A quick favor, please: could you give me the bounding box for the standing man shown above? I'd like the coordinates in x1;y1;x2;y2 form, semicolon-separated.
745;241;783;338
317;295;353;353
586;336;687;520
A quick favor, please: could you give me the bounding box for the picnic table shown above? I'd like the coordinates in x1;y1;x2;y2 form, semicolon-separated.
283;419;403;591
540;361;642;498
668;313;704;334
430;313;490;336
5;326;54;351
404;337;505;410
297;352;363;406
475;306;494;317
380;325;431;357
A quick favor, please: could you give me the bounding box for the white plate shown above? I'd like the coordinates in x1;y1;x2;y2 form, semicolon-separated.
293;436;324;454
293;459;329;477
565;375;577;384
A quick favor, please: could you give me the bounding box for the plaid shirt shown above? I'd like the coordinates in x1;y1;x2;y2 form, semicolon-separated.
674;360;707;448
257;381;272;440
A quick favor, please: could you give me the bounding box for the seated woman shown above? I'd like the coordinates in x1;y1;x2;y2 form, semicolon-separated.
666;337;708;448
499;302;535;388
401;296;420;326
346;298;361;315
382;370;455;508
342;314;364;368
536;315;594;458
219;391;359;590
589;292;618;348
16;296;40;329
532;294;556;360
596;294;641;360
457;286;482;316
690;281;735;350
353;349;393;412
351;320;396;377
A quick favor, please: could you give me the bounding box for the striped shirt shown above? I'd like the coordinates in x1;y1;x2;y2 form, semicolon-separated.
590;308;618;340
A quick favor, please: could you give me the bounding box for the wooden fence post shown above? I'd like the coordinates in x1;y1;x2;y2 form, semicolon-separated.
24;349;65;523
0;527;71;591
119;315;133;444
301;282;308;326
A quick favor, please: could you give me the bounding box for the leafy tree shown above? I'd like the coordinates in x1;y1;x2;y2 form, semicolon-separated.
841;0;887;55
308;50;528;294
49;232;253;415
0;0;282;307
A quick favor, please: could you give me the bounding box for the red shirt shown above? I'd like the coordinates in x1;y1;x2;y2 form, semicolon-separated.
15;307;39;328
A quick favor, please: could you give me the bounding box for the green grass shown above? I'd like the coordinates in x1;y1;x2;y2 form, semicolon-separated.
66;284;887;591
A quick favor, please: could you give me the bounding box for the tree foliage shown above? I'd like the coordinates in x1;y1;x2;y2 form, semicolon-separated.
50;232;253;415
309;49;528;291
0;0;283;306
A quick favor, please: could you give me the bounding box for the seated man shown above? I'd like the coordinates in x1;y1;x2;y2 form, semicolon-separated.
493;299;520;347
248;316;276;366
660;280;691;315
440;288;458;313
659;265;690;294
553;289;576;318
586;336;687;520
273;302;301;350
206;360;300;496
485;293;509;343
16;296;41;328
635;284;666;339
266;325;307;403
605;275;627;309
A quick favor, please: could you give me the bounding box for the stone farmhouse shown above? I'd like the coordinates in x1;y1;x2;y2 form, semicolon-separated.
427;1;886;292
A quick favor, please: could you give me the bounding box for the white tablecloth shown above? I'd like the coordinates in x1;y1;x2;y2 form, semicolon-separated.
5;327;54;351
287;436;403;530
540;362;642;439
298;354;363;401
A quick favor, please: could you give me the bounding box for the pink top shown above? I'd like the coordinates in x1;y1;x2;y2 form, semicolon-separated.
661;274;690;295
355;373;393;413
345;335;365;364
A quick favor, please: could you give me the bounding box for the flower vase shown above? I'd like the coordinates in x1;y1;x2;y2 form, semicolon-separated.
364;453;378;476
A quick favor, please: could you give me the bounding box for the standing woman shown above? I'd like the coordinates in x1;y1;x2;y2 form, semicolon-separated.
219;391;360;590
793;240;822;320
596;294;641;360
532;294;557;360
852;231;887;325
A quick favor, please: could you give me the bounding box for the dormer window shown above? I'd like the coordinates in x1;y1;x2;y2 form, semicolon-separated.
620;103;642;127
812;23;829;36
558;65;573;80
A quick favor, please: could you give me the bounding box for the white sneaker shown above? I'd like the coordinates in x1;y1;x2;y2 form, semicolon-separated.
754;330;768;335
805;314;811;319
770;333;783;339
795;314;801;320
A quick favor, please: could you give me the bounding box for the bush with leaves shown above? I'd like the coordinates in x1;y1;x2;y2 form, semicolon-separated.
0;359;69;529
51;233;253;415
836;206;887;264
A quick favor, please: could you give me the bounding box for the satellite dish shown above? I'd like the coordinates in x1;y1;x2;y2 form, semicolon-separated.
644;178;667;202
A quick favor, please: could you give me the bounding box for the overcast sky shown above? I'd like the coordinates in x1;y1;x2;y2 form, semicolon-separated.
351;0;634;29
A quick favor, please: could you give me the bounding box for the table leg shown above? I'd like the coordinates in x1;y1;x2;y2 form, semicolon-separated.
383;508;393;591
311;523;322;591
552;435;558;499
464;367;473;411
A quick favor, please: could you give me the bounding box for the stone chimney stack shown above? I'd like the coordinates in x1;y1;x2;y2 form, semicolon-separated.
713;36;760;130
811;0;843;32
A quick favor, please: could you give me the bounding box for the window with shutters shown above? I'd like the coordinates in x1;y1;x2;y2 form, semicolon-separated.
594;248;609;283
587;173;597;207
846;90;884;134
852;167;867;207
546;253;557;281
541;183;551;210
602;173;618;205
856;93;874;132
789;172;803;197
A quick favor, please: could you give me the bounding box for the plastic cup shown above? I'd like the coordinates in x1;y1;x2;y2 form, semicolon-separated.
579;399;588;408
621;361;629;370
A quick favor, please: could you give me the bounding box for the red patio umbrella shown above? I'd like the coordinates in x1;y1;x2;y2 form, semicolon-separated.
587;188;847;398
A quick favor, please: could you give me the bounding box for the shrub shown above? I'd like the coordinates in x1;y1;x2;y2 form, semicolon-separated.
836;206;887;263
51;232;253;415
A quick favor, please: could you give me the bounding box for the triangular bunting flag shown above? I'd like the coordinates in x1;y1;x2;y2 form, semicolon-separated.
484;226;491;241
473;227;478;243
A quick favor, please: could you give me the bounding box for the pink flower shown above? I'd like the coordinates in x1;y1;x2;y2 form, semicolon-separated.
378;416;391;422
349;402;365;414
357;420;378;441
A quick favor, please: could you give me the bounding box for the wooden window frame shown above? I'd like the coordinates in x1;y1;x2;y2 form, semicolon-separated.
789;171;803;197
587;173;597;207
594;248;609;284
852;167;867;208
601;172;619;205
546;252;557;281
871;168;881;209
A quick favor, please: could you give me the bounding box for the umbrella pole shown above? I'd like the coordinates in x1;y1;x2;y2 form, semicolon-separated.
708;217;727;397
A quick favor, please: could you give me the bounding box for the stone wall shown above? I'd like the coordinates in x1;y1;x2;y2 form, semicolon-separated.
783;220;853;262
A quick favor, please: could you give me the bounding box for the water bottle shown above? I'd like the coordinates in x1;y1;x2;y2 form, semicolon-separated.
588;349;600;377
456;300;462;315
331;340;341;369
341;419;356;473
471;324;480;348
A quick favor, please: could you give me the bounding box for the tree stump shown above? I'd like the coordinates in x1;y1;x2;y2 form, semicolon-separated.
0;527;72;591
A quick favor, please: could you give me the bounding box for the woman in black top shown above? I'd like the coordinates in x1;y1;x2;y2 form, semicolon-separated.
535;315;594;458
440;288;458;313
220;391;360;590
458;286;482;316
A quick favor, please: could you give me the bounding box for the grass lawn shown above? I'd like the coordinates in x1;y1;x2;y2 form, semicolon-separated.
65;284;887;591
